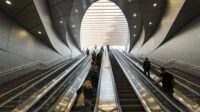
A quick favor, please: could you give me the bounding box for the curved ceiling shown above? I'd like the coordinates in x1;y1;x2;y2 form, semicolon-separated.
46;0;200;52
48;0;166;51
80;0;129;49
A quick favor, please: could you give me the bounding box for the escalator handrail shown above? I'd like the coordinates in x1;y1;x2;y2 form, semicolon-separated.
34;50;96;112
119;51;190;112
44;55;92;112
0;54;83;107
112;50;165;112
127;53;200;96
12;55;87;112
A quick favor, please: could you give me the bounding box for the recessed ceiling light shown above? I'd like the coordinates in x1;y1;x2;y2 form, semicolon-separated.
133;13;137;17
60;20;63;24
75;9;78;13
5;0;12;5
133;34;136;37
153;3;157;7
72;24;75;28
38;31;42;34
134;25;137;28
149;22;152;25
128;0;132;2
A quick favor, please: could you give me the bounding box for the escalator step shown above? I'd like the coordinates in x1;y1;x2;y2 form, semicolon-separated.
121;105;145;111
118;94;137;99
118;90;133;94
120;99;140;104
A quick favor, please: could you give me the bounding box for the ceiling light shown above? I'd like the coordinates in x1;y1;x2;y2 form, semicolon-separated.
5;0;12;5
133;13;137;17
128;0;132;2
149;22;152;25
153;3;157;7
38;31;42;34
75;9;78;13
72;25;75;28
134;25;137;28
60;20;63;24
133;34;136;37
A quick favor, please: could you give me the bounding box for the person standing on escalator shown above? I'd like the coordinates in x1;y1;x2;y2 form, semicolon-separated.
83;80;93;111
157;67;174;98
86;48;89;56
143;58;151;77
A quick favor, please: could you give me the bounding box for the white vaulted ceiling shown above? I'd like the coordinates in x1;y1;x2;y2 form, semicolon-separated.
80;0;129;49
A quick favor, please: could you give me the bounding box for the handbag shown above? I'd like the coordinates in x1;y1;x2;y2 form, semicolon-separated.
76;92;85;107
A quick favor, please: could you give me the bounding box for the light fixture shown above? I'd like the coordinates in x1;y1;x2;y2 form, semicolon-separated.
153;3;157;7
72;24;75;28
133;34;136;37
134;25;137;28
38;31;42;34
149;22;152;25
128;0;132;2
5;0;12;5
133;13;137;17
60;20;63;24
75;9;78;13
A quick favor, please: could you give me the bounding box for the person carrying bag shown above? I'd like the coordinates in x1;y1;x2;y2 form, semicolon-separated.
76;86;85;111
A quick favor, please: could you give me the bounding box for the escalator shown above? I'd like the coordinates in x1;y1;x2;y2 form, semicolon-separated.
0;55;84;111
109;51;145;112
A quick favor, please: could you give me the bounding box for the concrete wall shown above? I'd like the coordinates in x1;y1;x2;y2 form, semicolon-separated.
0;10;65;84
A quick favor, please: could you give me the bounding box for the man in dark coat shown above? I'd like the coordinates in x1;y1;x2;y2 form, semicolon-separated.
143;58;151;77
158;67;174;97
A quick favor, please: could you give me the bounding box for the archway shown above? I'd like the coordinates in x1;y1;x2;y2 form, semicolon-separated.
80;0;130;50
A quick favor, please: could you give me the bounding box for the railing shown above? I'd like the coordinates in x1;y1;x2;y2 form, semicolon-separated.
122;51;200;111
48;54;92;112
128;53;200;106
11;55;86;112
112;50;166;112
0;55;82;108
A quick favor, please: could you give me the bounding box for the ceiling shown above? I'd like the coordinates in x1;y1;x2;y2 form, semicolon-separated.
1;0;200;52
0;0;52;47
80;0;129;49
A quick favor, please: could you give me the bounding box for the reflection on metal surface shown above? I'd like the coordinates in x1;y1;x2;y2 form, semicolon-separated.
97;48;118;112
174;90;200;112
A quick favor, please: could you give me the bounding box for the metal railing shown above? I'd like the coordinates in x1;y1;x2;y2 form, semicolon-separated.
120;51;200;112
11;55;86;112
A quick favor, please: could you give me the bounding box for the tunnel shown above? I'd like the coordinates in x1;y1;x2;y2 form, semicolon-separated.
0;0;200;111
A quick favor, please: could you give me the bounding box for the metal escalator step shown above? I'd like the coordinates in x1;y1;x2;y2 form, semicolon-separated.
116;86;132;90
121;104;145;111
118;90;133;94
120;99;140;104
118;94;137;99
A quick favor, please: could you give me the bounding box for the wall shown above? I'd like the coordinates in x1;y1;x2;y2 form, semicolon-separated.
34;0;72;58
0;10;65;84
149;15;200;76
130;2;200;77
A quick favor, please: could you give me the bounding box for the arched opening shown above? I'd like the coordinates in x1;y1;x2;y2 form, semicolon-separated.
80;0;130;50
